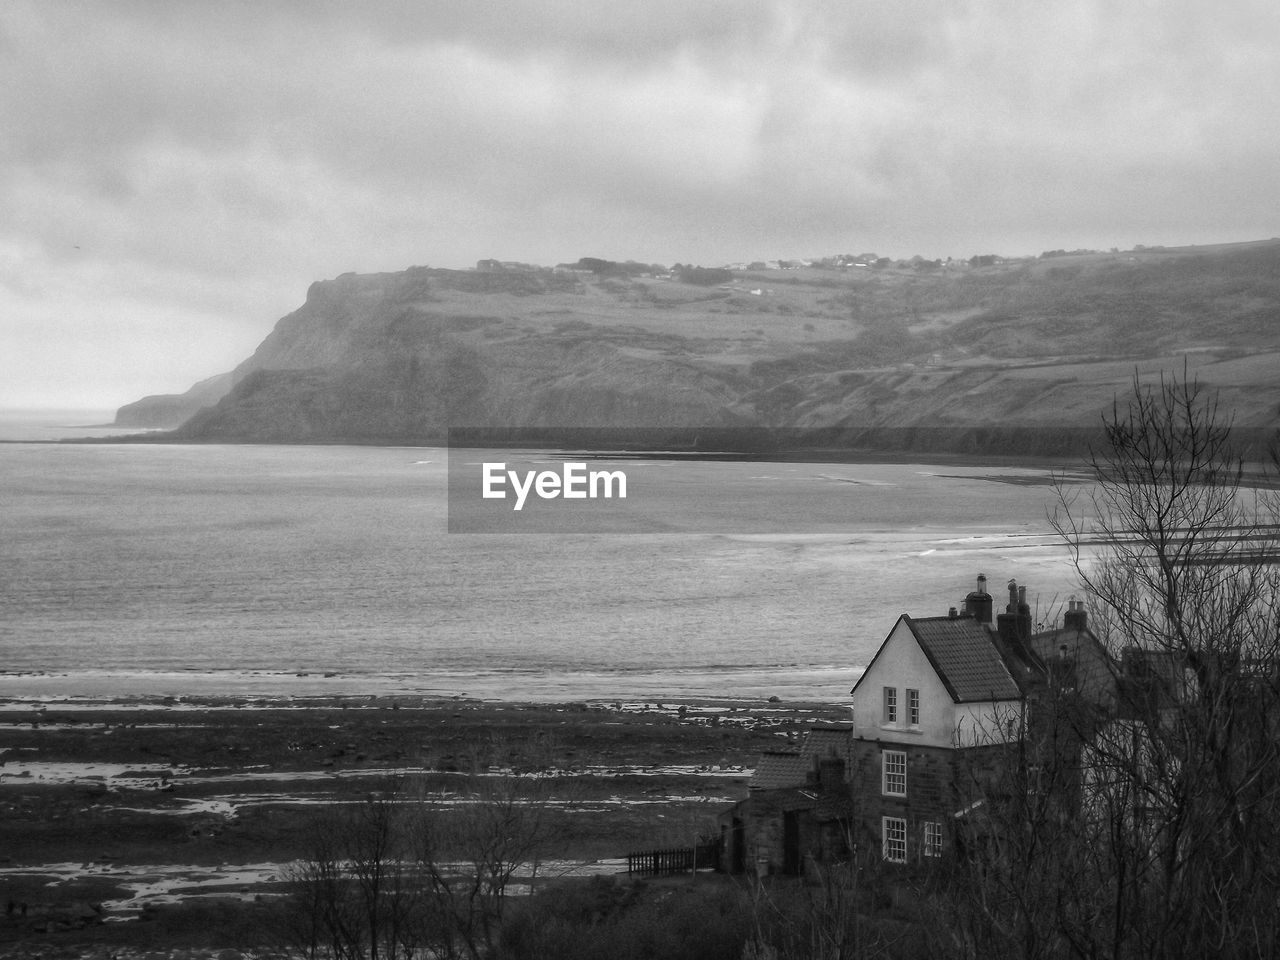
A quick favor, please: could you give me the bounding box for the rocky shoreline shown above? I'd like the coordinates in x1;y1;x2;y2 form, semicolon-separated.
0;694;849;958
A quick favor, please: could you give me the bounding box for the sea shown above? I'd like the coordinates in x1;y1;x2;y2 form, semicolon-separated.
0;412;1089;704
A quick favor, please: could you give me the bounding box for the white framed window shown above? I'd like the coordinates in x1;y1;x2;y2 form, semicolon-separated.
883;686;898;724
924;821;943;858
882;816;907;863
907;688;920;726
882;750;907;796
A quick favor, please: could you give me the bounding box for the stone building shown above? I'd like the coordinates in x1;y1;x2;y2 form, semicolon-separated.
721;727;856;876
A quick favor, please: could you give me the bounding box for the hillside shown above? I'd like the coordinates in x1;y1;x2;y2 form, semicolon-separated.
113;372;234;428
124;240;1280;455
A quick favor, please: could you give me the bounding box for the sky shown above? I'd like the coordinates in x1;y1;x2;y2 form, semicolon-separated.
3;1;1279;411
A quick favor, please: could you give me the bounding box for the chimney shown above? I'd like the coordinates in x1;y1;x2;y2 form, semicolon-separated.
963;573;993;624
1064;598;1088;632
996;579;1033;644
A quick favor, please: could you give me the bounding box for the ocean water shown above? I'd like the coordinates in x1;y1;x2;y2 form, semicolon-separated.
0;409;154;442
0;439;1084;702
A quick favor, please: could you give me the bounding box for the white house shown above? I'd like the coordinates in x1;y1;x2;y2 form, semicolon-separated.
722;573;1114;873
850;611;1031;749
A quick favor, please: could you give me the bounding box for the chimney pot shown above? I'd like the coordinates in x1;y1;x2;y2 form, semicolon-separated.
965;574;993;624
1064;599;1088;632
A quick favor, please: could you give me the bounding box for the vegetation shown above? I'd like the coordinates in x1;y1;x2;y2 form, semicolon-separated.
499;878;749;960
929;370;1280;959
278;827;931;959
278;741;565;960
567;257;666;278
672;264;734;286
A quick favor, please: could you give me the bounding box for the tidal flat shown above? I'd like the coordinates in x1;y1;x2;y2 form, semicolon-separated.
0;694;848;958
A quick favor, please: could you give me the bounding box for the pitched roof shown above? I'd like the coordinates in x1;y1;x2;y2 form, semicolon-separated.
804;725;854;761
748;725;855;790
749;750;807;789
1028;624;1117;701
906;615;1025;703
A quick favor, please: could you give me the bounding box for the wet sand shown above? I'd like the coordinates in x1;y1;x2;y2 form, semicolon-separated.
0;693;848;958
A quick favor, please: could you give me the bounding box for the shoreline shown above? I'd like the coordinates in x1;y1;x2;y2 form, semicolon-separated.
4;431;1087;471
0;667;862;709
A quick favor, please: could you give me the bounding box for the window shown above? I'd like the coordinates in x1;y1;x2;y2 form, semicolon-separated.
907;688;920;726
924;821;943;858
883;686;897;724
882;817;907;863
882;750;907;796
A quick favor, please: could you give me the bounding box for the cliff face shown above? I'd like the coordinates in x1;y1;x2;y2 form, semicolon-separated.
114;372;234;428
128;242;1280;452
172;268;752;443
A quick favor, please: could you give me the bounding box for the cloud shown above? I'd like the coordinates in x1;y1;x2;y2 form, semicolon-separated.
2;0;1279;407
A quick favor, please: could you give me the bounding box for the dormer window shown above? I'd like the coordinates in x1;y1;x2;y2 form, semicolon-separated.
883;687;898;724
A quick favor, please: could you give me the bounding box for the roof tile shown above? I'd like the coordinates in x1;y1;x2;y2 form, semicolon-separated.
908;616;1024;702
749;751;807;789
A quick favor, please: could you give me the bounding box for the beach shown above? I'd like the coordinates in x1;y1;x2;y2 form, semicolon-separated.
0;691;849;958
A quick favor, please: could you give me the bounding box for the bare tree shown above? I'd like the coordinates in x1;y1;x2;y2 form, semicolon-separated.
924;693;1103;960
932;370;1280;959
283;783;438;960
281;738;567;960
1050;369;1280;958
408;759;560;960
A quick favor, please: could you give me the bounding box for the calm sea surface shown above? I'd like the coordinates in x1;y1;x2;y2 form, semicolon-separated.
0;437;1085;702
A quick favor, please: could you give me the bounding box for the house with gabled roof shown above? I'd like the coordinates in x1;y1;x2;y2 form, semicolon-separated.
851;607;1036;748
722;573;1123;876
844;574;1049;867
1027;598;1121;712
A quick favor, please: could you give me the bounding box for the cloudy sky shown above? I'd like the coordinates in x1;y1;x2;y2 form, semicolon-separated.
3;1;1279;410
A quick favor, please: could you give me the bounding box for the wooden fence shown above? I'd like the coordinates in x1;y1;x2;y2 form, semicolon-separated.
626;840;721;876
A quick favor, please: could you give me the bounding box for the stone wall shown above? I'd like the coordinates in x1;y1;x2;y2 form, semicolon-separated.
847;736;1005;862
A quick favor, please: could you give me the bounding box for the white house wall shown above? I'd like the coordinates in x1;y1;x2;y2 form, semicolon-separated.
852;616;956;748
953;700;1024;747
